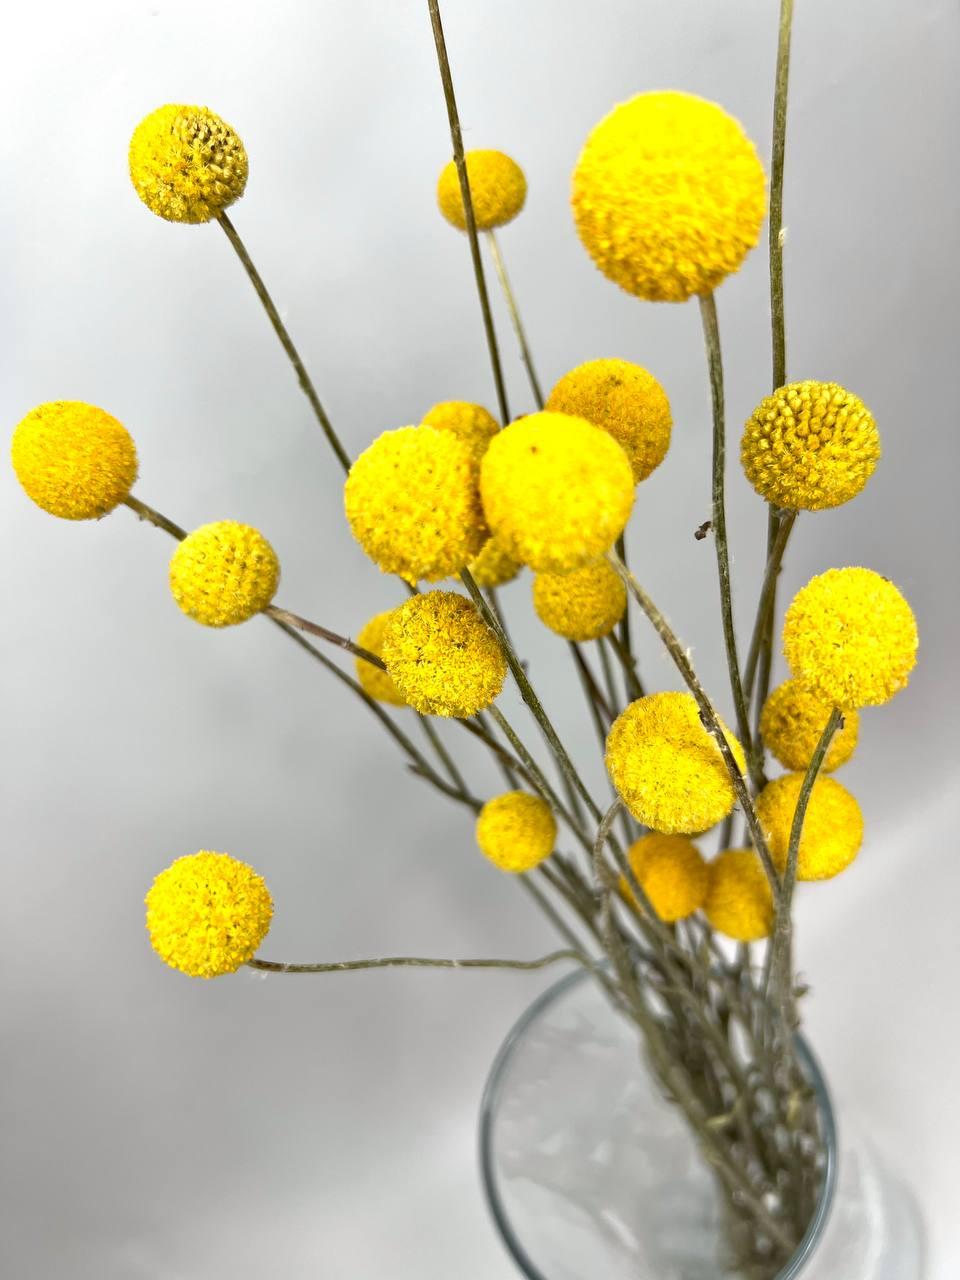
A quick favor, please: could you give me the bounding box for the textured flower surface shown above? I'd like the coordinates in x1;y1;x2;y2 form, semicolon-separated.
145;851;273;978
757;773;864;881
169;521;279;627
572;91;766;302
783;567;918;708
705;850;773;942
620;833;707;922
463;535;522;589
532;558;626;642
760;679;858;773
12;401;138;520
475;791;556;872
129;104;247;223
355;611;405;706
741;381;880;510
422;400;500;469
437;150;527;230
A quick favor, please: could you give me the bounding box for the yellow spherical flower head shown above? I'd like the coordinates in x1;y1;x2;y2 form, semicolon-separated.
145;851;273;978
170;521;279;627
12;401;138;520
437;150;527;231
481;412;634;573
705;850;773;942
757;773;864;881
463;535;522;589
620;833;707;923
741;381;880;510
546;359;672;484
532;558;626;642
345;425;486;584
606;692;746;834
476;791;556;873
760;679;859;773
422;401;500;470
783;567;918;708
382;591;506;718
355;611;405;707
572;91;766;303
129;104;248;224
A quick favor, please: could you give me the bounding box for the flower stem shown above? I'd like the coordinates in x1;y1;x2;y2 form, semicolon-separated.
418;716;470;797
265;605;384;669
485;229;545;409
123;494;186;540
742;509;797;707
248;949;585;975
770;0;795;394
614;535;643;702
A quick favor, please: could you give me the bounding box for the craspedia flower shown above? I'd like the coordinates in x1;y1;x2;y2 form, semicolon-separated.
437;150;527;231
382;591;506;717
783;567;918;708
129;104;248;224
572;91;766;303
756;772;864;881
532;558;626;642
463;535;522;589
422;400;500;469
704;850;773;942
145;851;273;978
620;833;707;923
760;679;859;773
741;381;880;510
475;791;556;872
355;611;405;707
605;692;746;834
344;426;486;584
169;521;279;627
546;359;672;484
11;401;138;520
480;412;634;573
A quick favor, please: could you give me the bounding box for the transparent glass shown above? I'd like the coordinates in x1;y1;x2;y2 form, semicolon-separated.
480;968;924;1280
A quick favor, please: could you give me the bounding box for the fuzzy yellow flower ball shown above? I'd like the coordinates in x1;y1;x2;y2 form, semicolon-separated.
532;558;626;642
756;773;864;881
760;679;859;773
606;692;746;834
572;91;766;303
476;791;557;872
463;535;522;589
620;833;707;923
129;104;248;224
145;851;273;978
12;401;138;520
481;411;634;573
422;400;500;469
546;359;672;484
704;850;773;942
355;611;405;707
783;567;918;709
345;425;486;584
169;521;279;627
437;150;527;231
382;591;506;718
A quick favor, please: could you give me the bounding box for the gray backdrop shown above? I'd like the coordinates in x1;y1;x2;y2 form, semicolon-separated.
3;1;958;1276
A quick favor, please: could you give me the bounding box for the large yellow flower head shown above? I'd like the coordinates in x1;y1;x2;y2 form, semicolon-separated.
606;692;746;834
382;591;506;718
532;558;626;642
475;791;556;873
12;401;138;520
170;521;280;627
129;104;248;224
422;400;500;469
463;535;522;589
355;611;405;707
757;773;864;881
704;850;773;942
620;833;707;923
145;851;273;978
546;359;672;484
345;425;486;584
437;150;527;231
572;91;766;303
783;567;918;708
741;381;880;510
760;679;859;773
480;411;634;573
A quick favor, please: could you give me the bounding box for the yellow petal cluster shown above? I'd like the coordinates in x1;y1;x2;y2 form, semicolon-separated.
704;850;773;942
605;692;746;834
129;104;248;224
169;521;280;627
355;611;405;706
620;833;707;923
12;400;138;520
532;558;626;642
475;791;556;873
437;150;527;231
422;400;500;469
572;91;766;303
756;773;864;881
145;851;273;978
463;535;522;589
783;567;918;708
546;359;672;484
760;679;858;773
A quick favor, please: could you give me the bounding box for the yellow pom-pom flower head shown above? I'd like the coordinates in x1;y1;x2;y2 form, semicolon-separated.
170;521;279;627
145;851;273;978
756;772;864;881
532;558;626;642
546;359;672;484
422;401;500;469
606;692;746;834
480;411;634;573
760;679;858;773
129;104;248;224
476;791;556;872
620;833;707;923
783;567;918;709
572;91;766;303
437;150;527;231
12;400;138;520
705;850;773;942
355;611;405;706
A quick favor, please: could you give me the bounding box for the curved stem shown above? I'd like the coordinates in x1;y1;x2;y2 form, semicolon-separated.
248;949;585;975
485;229;545;409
